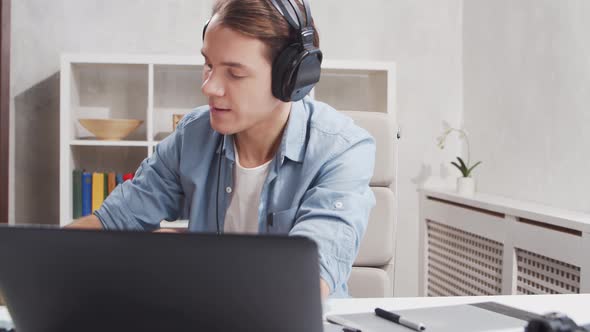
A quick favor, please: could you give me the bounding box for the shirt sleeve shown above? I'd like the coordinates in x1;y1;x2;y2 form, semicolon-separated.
288;135;376;294
94;127;185;231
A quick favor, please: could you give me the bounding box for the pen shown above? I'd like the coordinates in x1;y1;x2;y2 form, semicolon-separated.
374;307;426;331
326;314;363;332
342;328;362;332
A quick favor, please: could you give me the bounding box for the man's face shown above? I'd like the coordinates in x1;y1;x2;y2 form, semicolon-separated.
201;18;282;135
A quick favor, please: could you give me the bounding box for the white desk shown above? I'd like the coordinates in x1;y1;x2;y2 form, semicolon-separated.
324;294;590;330
2;294;590;330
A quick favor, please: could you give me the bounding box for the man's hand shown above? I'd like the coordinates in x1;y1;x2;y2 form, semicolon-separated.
65;215;103;230
153;228;187;233
320;278;330;300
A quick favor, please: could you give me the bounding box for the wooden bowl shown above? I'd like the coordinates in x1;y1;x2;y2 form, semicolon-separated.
78;118;144;140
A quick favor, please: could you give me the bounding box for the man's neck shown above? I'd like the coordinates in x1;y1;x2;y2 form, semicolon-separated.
235;103;291;168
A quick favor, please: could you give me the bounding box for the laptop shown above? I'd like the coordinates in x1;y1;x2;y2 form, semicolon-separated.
0;226;323;332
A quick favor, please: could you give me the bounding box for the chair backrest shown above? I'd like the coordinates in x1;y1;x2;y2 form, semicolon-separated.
343;111;396;297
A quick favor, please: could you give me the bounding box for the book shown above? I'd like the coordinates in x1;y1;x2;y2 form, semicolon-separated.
123;172;134;182
103;172;108;199
92;172;105;212
107;172;116;194
81;172;92;216
116;173;124;185
72;169;82;219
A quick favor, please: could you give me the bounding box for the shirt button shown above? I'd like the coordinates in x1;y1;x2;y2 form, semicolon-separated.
225;187;232;194
334;201;343;209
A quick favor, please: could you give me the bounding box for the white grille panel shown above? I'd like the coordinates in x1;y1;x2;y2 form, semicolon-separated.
516;248;580;294
426;220;503;296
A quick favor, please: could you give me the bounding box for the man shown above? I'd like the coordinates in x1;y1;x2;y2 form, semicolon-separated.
67;0;376;298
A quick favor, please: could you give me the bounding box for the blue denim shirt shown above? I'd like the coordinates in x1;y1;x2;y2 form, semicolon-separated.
95;97;376;297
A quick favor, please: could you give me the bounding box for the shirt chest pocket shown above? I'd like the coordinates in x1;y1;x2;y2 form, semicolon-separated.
267;207;298;234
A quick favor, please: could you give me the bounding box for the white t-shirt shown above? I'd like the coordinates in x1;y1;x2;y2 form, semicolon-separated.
223;143;272;234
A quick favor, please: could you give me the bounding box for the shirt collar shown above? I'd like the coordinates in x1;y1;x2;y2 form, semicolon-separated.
279;98;309;164
215;133;236;162
215;97;309;165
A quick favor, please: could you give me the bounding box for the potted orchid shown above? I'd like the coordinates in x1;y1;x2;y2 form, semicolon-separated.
436;125;482;196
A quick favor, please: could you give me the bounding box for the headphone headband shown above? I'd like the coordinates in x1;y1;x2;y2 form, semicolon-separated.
270;0;315;48
301;0;313;29
270;0;300;30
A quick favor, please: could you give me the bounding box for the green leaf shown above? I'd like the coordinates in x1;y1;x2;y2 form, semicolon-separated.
456;157;468;171
466;161;482;177
451;161;468;177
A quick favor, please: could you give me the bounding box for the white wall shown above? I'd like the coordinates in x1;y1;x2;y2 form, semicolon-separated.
10;0;213;226
463;0;590;213
312;1;464;296
10;0;464;296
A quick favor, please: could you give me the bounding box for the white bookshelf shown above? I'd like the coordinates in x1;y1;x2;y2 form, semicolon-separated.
59;54;397;226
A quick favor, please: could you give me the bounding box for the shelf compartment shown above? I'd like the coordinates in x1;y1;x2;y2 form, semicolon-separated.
70;145;148;174
70;63;149;141
314;68;388;113
153;64;207;140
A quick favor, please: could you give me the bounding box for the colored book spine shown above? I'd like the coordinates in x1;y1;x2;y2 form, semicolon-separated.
103;172;108;199
123;173;134;182
81;172;92;216
72;169;82;219
92;172;105;212
116;173;124;185
107;172;116;195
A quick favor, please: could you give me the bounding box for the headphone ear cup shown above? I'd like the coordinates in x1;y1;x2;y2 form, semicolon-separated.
288;50;322;101
272;44;302;102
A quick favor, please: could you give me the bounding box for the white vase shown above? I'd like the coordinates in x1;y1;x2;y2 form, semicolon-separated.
457;177;476;196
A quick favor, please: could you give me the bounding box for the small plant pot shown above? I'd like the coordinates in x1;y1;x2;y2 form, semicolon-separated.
457;177;476;196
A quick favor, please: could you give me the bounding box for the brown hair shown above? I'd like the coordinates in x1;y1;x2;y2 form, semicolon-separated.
210;0;320;63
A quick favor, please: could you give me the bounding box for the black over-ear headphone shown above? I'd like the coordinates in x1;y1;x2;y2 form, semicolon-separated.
202;0;322;102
